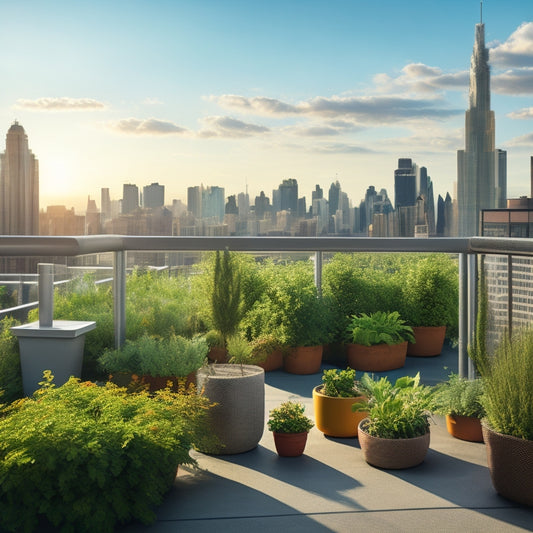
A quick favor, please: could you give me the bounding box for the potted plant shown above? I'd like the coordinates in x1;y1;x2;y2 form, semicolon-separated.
345;311;415;372
353;372;433;469
267;401;314;457
312;368;367;438
196;334;265;455
250;334;284;372
431;373;484;442
402;256;458;356
473;328;533;506
98;334;208;391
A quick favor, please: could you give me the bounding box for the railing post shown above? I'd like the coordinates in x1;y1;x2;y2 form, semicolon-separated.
38;263;54;328
458;253;469;378
314;251;323;298
113;251;126;349
467;253;477;379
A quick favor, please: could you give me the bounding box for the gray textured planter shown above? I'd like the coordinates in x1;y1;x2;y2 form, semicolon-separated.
197;364;265;454
12;320;96;396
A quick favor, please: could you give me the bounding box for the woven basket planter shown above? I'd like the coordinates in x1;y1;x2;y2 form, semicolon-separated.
407;326;446;357
482;423;533;506
312;385;367;438
346;342;407;372
197;364;265;455
358;418;430;469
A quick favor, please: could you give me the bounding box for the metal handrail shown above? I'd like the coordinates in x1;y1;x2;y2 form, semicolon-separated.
2;234;532;379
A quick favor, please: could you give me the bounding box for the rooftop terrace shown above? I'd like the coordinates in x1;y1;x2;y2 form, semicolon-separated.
119;347;533;533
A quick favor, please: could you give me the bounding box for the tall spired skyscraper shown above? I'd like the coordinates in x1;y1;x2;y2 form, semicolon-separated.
0;122;39;235
457;15;506;236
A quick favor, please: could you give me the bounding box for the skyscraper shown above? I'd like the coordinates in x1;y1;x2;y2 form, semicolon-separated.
394;158;417;209
0;122;39;235
457;16;507;236
122;183;139;214
143;182;164;209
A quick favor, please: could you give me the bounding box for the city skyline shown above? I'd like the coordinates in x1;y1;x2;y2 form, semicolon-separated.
1;1;532;213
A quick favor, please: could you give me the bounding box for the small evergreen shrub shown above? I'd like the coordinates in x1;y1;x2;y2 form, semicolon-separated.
267;401;314;434
0;372;216;533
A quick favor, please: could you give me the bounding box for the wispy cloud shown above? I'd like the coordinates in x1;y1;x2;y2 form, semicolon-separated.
199;116;270;138
108;118;188;135
493;68;533;95
214;93;461;124
490;22;533;68
15;97;105;111
505;132;533;146
507;107;533;119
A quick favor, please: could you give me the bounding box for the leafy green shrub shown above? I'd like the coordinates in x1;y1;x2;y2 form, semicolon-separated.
267;401;314;434
476;328;533;440
98;334;208;377
321;368;360;397
0;373;216;532
0;317;23;403
402;255;458;340
345;311;415;346
353;373;433;439
431;374;484;418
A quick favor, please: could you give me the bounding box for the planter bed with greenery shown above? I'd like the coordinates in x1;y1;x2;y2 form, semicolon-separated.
0;372;216;532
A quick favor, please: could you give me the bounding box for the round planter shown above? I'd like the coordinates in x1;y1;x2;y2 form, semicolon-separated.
283;345;323;375
482;423;533;506
407;326;446;357
273;431;309;457
346;342;407;372
196;364;265;455
312;385;367;438
257;349;283;372
445;414;483;442
358;418;430;469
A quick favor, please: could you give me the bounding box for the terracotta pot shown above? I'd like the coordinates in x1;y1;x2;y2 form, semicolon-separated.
358;418;430;469
208;346;229;363
407;326;446;357
257;349;283;372
273;431;309;457
445;414;483;442
346;342;407;372
283;345;323;375
312;385;367;438
482;423;533;506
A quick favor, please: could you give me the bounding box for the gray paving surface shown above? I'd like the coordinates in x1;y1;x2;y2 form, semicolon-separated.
121;345;533;532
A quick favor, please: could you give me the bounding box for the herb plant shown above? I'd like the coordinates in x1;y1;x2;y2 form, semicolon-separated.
267;401;314;434
321;368;359;398
345;311;415;346
0;372;216;533
98;334;208;377
352;372;433;439
431;374;485;418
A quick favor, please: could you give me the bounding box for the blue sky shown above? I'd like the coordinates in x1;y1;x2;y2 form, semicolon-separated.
1;0;532;212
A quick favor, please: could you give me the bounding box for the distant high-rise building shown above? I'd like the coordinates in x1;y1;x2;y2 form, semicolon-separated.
143;182;164;208
254;191;270;220
328;181;341;216
187;185;202;218
101;188;111;223
278;178;298;213
85;196;100;234
0;121;39;235
394;158;417;209
457;18;507;236
202;186;225;222
122;183;139;214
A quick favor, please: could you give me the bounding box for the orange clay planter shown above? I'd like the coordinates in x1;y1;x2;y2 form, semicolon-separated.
446;414;483;442
346;342;407;372
273;431;309;457
313;386;368;438
283;345;323;375
257;349;284;372
407;326;446;357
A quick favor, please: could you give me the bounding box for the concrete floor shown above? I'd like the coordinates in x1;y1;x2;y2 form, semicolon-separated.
122;345;533;533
